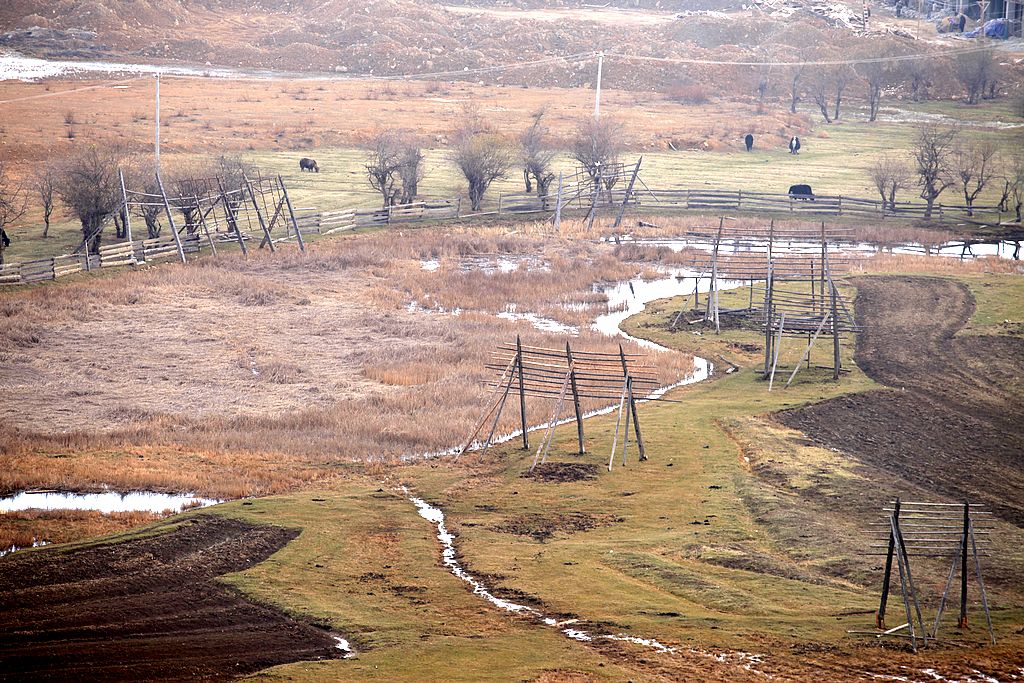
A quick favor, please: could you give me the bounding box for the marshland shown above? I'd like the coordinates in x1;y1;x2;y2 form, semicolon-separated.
1;1;1023;680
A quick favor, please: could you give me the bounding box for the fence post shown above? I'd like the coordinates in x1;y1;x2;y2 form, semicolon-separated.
737;189;742;209
553;172;564;235
155;172;187;264
497;193;503;215
278;174;305;252
118;168;133;244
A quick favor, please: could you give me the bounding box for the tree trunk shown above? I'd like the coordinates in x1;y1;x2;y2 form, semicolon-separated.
869;85;880;122
83;217;103;254
816;99;832;123
42;215;50;238
523;169;532;193
923;196;935;219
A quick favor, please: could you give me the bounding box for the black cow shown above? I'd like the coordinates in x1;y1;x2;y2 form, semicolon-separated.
788;184;814;200
789;136;801;155
744;134;754;152
299;157;319;173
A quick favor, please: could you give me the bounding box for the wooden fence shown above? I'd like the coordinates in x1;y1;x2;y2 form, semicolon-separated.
1;183;1012;287
0;235;203;286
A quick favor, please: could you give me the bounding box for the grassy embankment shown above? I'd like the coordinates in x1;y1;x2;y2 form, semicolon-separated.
6;264;1020;679
175;269;1022;679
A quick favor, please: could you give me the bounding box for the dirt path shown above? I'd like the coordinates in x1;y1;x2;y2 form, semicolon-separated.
779;276;1024;526
0;514;341;681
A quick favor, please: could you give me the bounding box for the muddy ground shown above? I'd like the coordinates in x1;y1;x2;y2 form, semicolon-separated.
779;276;1024;526
0;514;341;682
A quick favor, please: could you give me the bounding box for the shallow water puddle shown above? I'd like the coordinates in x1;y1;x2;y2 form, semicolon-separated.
0;539;49;558
407;493;769;675
593;268;744;350
0;490;221;514
613;236;1022;261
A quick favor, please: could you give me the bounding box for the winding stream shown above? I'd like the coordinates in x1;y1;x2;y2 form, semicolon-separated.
401;270;773;671
408;494;768;673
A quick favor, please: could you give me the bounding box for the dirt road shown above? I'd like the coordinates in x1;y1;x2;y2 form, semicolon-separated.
780;276;1024;525
0;514;341;681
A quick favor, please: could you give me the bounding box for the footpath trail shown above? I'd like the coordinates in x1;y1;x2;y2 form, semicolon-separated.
780;275;1024;526
0;515;341;681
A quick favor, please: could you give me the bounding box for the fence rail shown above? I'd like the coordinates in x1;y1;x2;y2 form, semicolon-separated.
1;182;1014;287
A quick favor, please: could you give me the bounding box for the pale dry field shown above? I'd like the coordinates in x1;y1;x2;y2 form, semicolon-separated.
0;226;693;496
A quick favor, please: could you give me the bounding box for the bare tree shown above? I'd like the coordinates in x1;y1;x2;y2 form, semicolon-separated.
0;163;27;265
951;141;998;216
452;107;512;212
34;164;57;238
869;155;913;212
521;108;556;197
396;138;425;205
904;58;933;102
756;65;771;113
364;131;425;207
788;62;806;114
955;49;997;105
365;130;402;207
570;115;624;190
857;48;900;122
831;65;855;121
913;125;958;219
166;159;218;235
809;68;833;123
1008;155;1024;223
56;146;123;254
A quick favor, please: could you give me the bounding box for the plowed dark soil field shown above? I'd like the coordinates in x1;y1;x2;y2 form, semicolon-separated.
0;514;340;682
780;276;1024;525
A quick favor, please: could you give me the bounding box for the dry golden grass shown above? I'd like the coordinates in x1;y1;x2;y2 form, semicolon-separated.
857;253;1024;275
0;76;810;171
0;509;163;553
0;226;693;495
588;213;974;247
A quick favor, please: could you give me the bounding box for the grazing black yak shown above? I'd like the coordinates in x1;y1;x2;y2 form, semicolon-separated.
788;184;814;200
299;157;319;173
744;134;754;152
789;136;801;155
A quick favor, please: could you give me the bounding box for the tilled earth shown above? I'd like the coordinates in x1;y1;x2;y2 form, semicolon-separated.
779;276;1024;525
0;514;341;682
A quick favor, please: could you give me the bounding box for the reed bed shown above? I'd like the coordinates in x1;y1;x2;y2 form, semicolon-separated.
0;509;163;554
857;253;1024;275
0;227;693;495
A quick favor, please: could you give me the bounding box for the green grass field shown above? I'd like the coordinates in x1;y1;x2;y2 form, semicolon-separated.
5;96;1019;264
